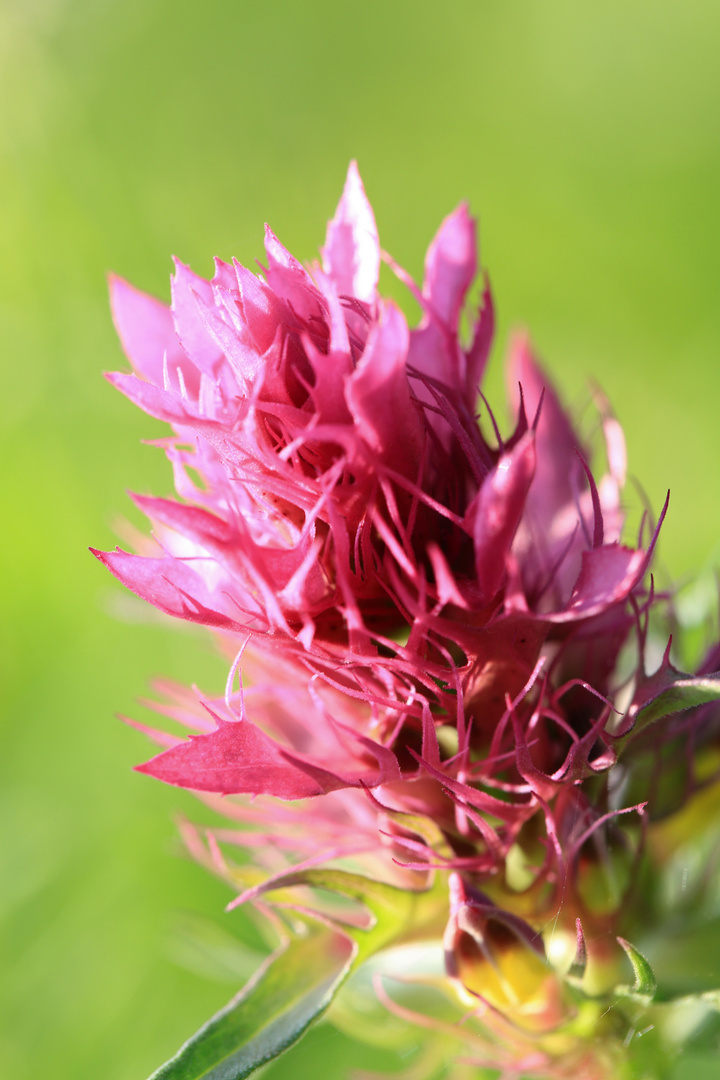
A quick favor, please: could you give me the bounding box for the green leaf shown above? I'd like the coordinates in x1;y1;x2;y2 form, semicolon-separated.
244;867;448;963
262;868;442;954
168;912;267;985
147;918;356;1080
146;870;446;1080
617;664;720;749
633;676;720;734
699;990;720;1010
615;936;657;1001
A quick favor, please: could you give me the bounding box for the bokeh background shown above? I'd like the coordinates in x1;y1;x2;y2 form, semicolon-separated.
2;1;720;1078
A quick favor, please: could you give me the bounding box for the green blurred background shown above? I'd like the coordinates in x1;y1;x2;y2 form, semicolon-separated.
2;1;720;1077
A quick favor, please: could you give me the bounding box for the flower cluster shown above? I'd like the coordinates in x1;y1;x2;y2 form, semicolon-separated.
96;164;720;1079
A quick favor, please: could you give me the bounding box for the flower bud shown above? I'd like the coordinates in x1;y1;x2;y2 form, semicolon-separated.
444;874;564;1030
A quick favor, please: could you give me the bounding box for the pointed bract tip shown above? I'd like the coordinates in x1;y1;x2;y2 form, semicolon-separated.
616;936;657;999
346;158;362;184
321;160;380;304
568;918;587;980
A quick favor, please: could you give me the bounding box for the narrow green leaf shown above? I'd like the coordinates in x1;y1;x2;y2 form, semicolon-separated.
617;665;720;750
700;990;720;1010
168;912;267;985
147;870;446;1079
245;867;447;962
633;676;720;734
148;919;355;1080
615;937;657;1001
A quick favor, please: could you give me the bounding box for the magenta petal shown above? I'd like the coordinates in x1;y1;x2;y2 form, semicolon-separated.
233;260;287;354
91;548;245;632
507;334;580;527
188;287;261;391
465;277;495;399
264;225;314;284
171;259;225;376
108;274;195;390
122;717;184;749
321;160;379;303
303;273;353;424
422;203;477;327
137;719;327;798
131;494;231;545
471;431;537;601
316;272;351;358
547;544;646;624
211;256;238;297
345;300;423;472
263;225;321;322
406;321;455;396
105;371;201;427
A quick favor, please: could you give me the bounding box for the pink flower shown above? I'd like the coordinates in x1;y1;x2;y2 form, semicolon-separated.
94;162;679;932
96;164;720;1080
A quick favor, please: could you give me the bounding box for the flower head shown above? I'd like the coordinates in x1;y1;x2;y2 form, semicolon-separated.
95;163;720;1079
